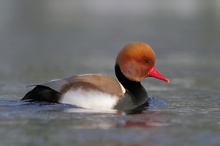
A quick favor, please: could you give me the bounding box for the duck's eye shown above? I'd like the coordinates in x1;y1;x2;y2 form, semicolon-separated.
143;59;150;64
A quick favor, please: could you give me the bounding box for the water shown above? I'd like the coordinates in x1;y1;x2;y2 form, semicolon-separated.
1;1;220;146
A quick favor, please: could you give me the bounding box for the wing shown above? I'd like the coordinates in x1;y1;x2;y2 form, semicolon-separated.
22;74;125;102
63;74;125;96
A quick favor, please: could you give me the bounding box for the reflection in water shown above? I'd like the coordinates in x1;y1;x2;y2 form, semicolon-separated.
64;107;169;129
121;112;169;128
64;108;117;114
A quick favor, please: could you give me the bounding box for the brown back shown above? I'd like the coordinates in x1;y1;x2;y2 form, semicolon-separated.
41;74;124;97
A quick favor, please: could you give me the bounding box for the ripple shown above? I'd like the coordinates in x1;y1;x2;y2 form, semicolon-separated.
148;97;167;107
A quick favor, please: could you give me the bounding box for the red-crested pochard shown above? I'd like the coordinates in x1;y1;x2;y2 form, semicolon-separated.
22;42;169;110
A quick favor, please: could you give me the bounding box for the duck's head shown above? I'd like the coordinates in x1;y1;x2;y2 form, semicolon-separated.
116;42;169;82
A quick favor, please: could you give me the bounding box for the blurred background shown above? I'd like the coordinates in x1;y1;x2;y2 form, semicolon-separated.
0;0;220;91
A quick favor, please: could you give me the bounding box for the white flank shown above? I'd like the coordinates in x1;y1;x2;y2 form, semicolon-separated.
60;88;118;110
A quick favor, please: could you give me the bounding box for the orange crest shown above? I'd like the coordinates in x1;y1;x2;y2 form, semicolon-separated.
116;42;156;82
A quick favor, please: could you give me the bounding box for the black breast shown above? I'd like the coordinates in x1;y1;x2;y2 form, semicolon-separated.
114;64;148;109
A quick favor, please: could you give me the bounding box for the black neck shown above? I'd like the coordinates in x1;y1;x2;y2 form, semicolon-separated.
114;64;148;103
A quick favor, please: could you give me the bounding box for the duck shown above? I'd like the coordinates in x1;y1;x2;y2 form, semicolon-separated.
22;42;169;110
